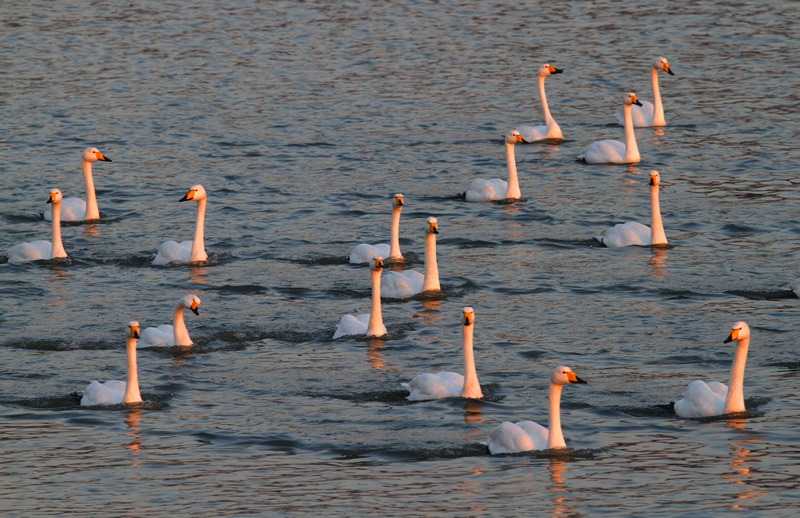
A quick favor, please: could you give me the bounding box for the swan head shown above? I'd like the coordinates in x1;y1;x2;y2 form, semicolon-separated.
539;63;563;77
370;256;384;270
46;188;63;204
724;321;750;344
649;170;661;186
653;57;674;76
82;147;112;163
392;193;404;208
128;321;141;339
462;307;475;326
426;216;439;235
182;294;202;315
624;92;643;107
552;366;587;386
180;184;207;202
506;130;525;145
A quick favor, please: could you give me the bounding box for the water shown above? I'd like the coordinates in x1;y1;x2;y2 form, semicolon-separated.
2;0;800;515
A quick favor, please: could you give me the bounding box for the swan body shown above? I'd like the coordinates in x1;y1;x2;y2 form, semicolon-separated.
9;189;68;263
465;131;526;201
581;92;642;164
598;170;668;248
349;194;405;263
81;322;142;406
673;322;751;418
333;257;387;338
44;147;112;221
516;64;564;141
381;217;440;298
616;57;674;127
487;366;586;454
402;307;483;400
139;294;201;347
787;278;800;296
153;184;208;265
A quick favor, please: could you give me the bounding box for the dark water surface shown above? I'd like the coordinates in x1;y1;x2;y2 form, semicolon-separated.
2;0;800;515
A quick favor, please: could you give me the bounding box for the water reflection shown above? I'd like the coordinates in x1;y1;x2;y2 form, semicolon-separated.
414;299;443;324
82;223;100;237
125;408;143;457
365;337;389;371
649;247;668;280
548;458;577;518
723;418;766;511
189;265;208;284
463;399;484;426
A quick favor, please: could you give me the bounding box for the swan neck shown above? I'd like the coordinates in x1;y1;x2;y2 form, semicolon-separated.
650;183;668;245
461;323;482;398
124;337;142;404
504;141;521;199
651;67;665;125
548;382;566;449
191;198;207;262
422;231;440;291
623;104;640;163
724;337;749;413
173;302;192;346
83;159;100;221
367;268;385;336
50;199;67;259
389;206;403;260
539;75;553;122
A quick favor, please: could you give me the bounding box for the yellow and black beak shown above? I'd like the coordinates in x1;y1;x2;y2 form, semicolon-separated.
374;258;384;269
665;66;674;76
462;312;474;326
96;151;112;162
566;371;587;384
46;194;55;204
190;301;200;316
724;328;739;344
550;66;563;74
130;326;140;339
180;189;195;202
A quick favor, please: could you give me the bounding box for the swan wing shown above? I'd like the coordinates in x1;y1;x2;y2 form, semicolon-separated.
616;102;655;127
582;140;627;164
487;421;547;454
8;240;52;263
405;372;464;401
674;380;727;418
332;313;369;339
80;380;126;406
465;178;507;202
44;197;85;221
380;270;424;299
599;222;651;248
139;325;175;347
349;243;390;264
153;240;192;265
516;124;547;142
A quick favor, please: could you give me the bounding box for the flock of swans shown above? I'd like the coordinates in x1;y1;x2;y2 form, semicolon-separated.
6;55;782;454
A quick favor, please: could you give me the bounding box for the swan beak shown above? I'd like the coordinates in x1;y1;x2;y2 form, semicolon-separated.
431;227;439;234
666;67;674;76
180;190;195;202
190;305;200;316
724;329;739;343
46;195;54;204
566;371;587;384
96;152;112;162
634;100;643;107
516;134;526;144
649;177;656;186
373;258;384;269
463;313;474;326
132;329;140;339
552;67;563;74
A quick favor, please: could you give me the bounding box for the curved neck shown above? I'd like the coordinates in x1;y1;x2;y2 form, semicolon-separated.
504;141;520;199
83;160;100;220
461;323;482;398
190;199;207;262
650;184;668;245
623;104;640;163
422;231;440;291
50;200;67;259
124;337;142;404
173;302;192;346
389;206;403;260
539;75;553;123
651;67;665;125
367;268;385;336
724;338;749;413
547;383;566;449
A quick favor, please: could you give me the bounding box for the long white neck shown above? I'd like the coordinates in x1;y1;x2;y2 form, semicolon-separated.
504;141;521;199
366;268;386;337
649;183;668;245
389;206;403;260
651;67;665;126
547;383;566;449
172;302;192;346
83;159;100;220
539;76;562;138
460;323;482;398
190;198;208;262
623;104;640;163
724;337;749;414
50;199;67;259
124;336;142;404
422;231;440;291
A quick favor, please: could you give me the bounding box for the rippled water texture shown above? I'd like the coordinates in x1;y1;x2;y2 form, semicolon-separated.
2;0;800;515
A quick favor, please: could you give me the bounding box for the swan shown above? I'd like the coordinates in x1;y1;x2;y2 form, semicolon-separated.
153;184;208;265
81;321;142;406
44;147;112;221
333;257;387;339
380;217;440;298
580;92;642;164
464;130;526;202
616;57;674;127
8;189;68;263
402;307;483;400
788;278;800;296
516;64;564;141
673;322;752;418
138;294;202;347
486;366;587;454
349;194;405;264
597;170;668;248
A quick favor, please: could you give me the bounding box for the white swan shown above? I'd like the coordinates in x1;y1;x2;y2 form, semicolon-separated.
464;131;526;201
402;307;483;400
486;366;587;454
616;57;674;127
333;257;387;339
81;321;143;406
349;194;405;264
138;294;202;347
153;184;208;265
581;92;642;164
788;278;800;296
380;217;440;298
673;322;752;418
597;170;668;248
8;189;68;263
44;147;112;221
516;64;564;141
